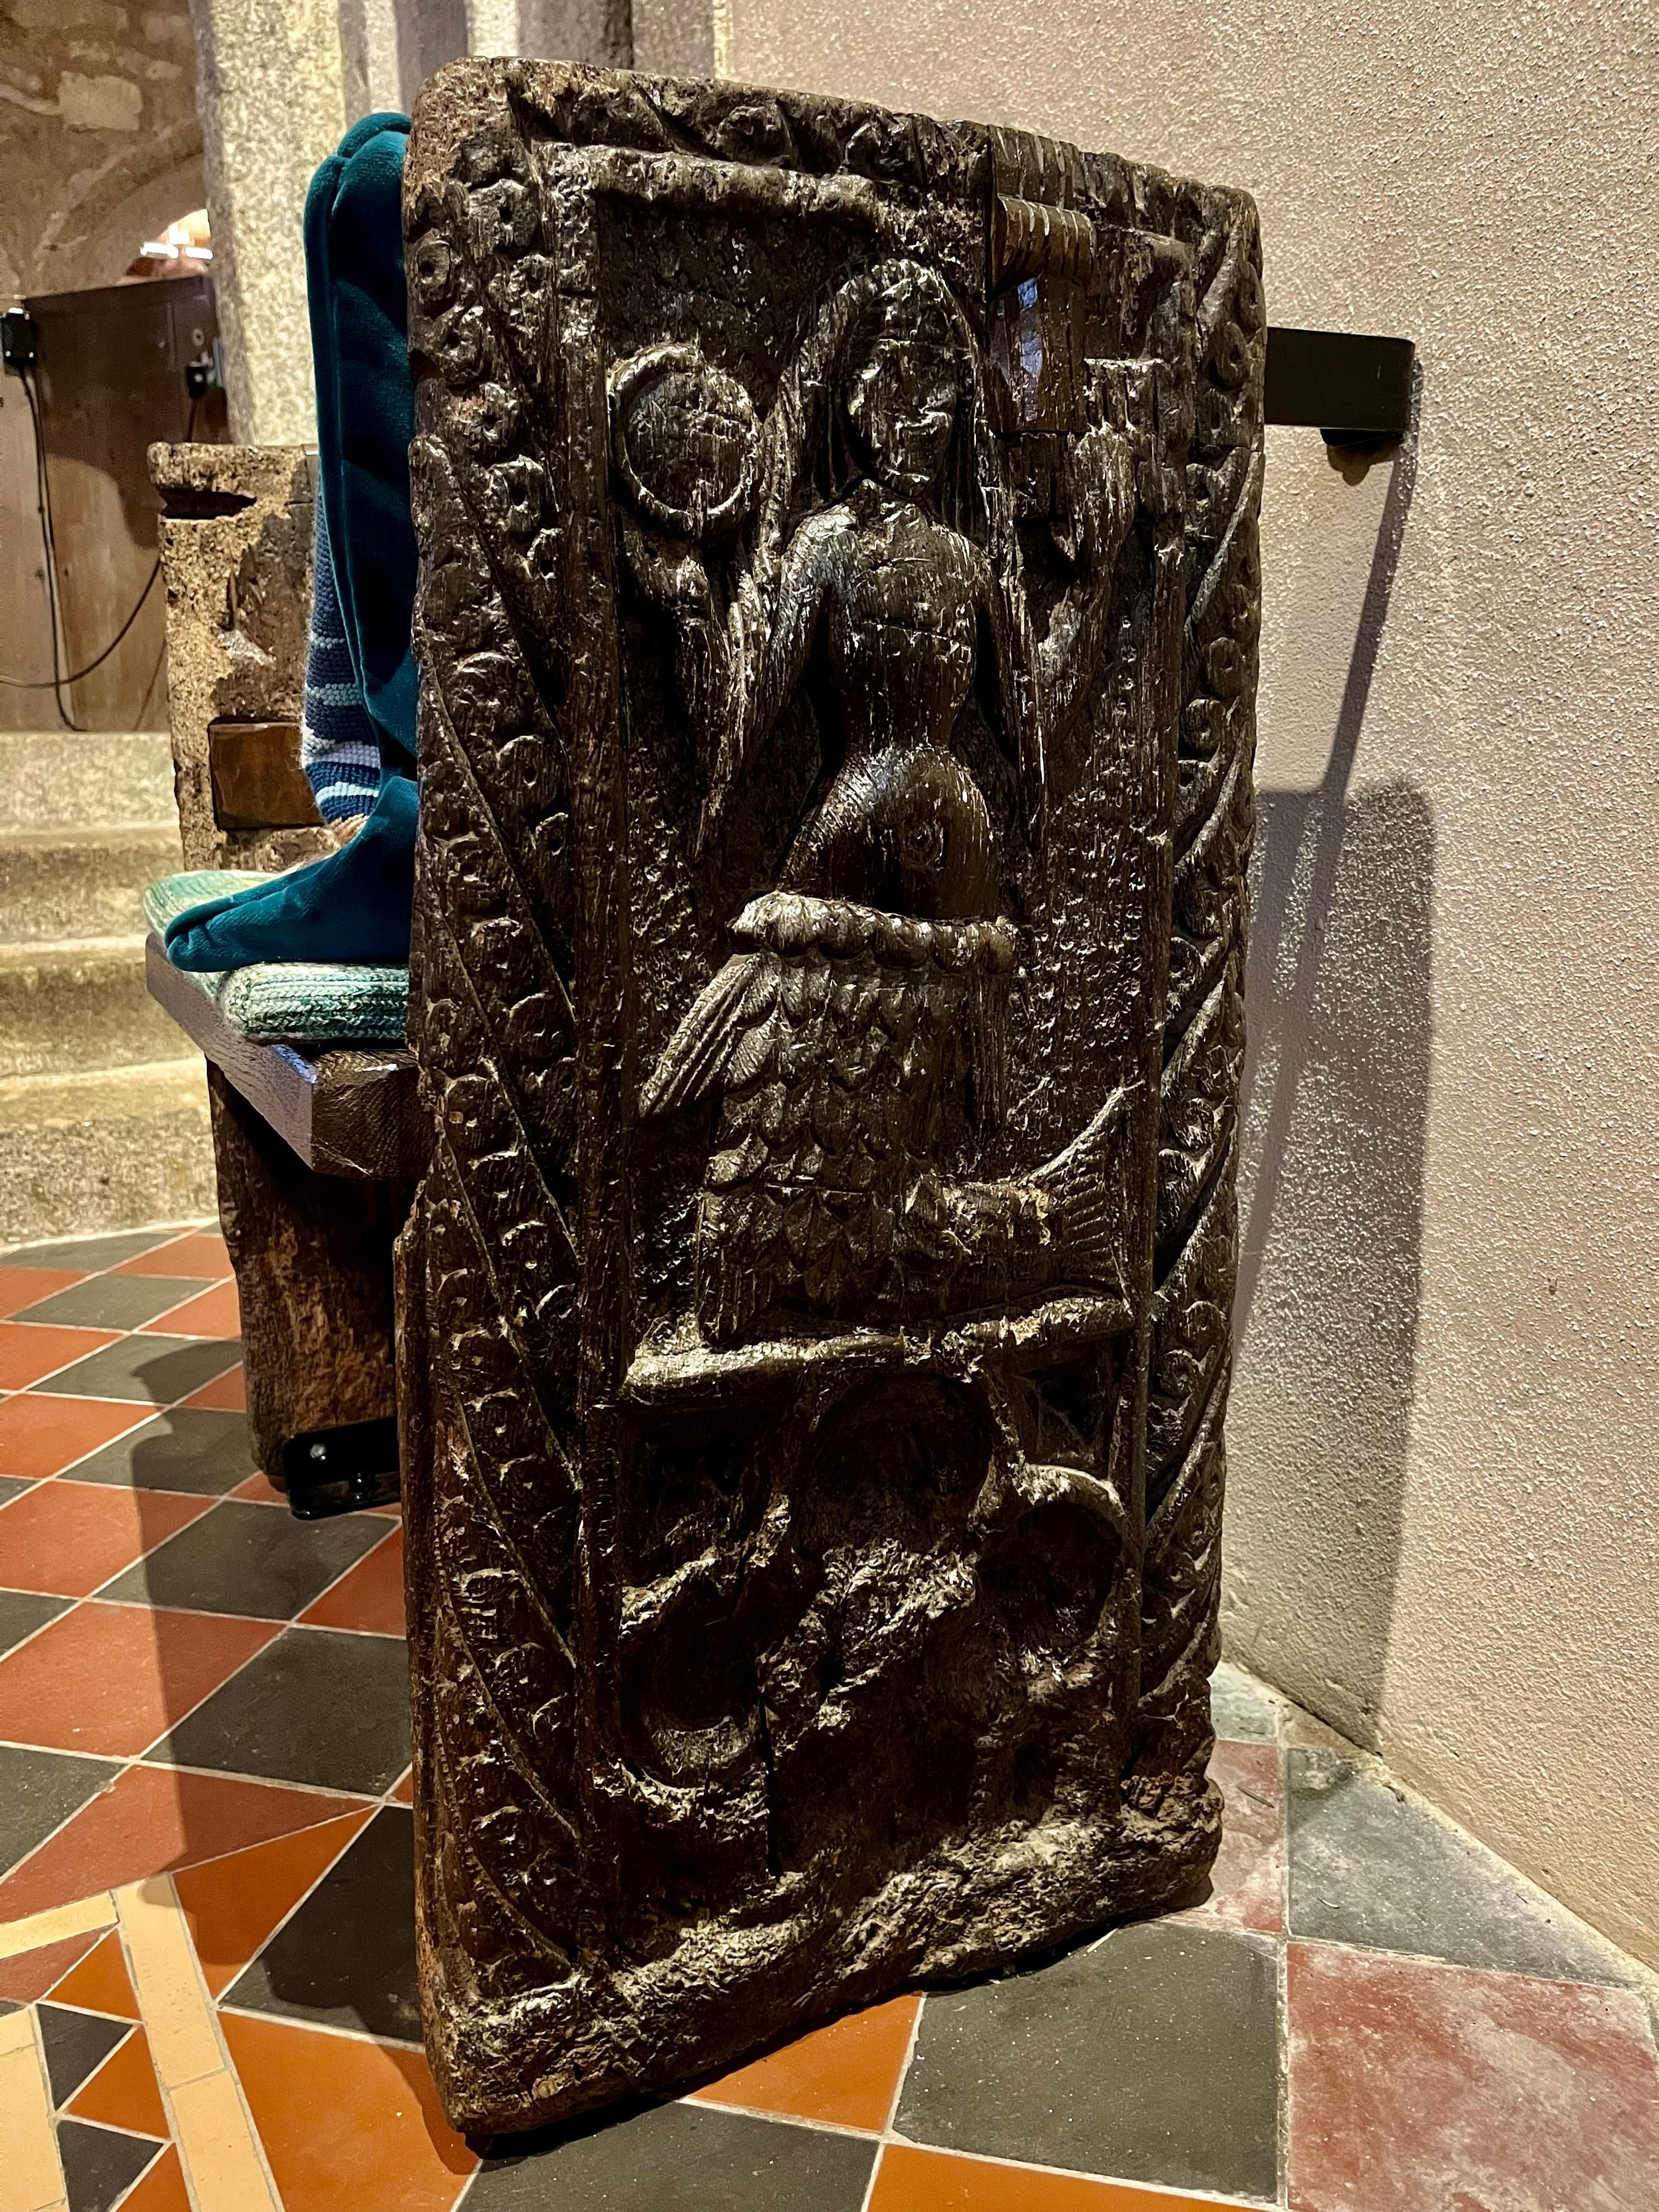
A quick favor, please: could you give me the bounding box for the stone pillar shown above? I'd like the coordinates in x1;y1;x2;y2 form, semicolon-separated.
339;0;409;115
186;0;349;444
631;0;723;73
479;1;633;65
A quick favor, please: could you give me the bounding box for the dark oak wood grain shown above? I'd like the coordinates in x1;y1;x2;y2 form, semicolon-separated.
399;61;1261;2137
208;718;325;830
208;1066;412;1486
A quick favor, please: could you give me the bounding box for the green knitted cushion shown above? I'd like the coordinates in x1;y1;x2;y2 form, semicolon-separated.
144;871;409;1046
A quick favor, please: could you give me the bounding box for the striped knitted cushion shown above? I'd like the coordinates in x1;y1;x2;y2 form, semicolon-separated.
144;873;408;1047
301;491;382;824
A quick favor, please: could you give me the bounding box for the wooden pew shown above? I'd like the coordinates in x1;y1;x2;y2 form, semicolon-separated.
146;442;426;1513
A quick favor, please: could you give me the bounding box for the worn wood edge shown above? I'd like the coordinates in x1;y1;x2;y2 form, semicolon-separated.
144;935;424;1180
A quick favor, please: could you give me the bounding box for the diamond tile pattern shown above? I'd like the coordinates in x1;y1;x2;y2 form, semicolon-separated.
15;1276;216;1332
37;2003;131;2106
152;1625;410;1795
68;1407;256;1496
0;1225;1652;2212
223;1808;420;2042
55;2117;162;2212
100;1499;387;1620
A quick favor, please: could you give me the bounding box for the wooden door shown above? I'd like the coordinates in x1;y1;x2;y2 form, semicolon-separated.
23;274;228;729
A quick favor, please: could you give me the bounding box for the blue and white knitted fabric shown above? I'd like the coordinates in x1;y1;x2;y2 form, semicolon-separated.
301;491;382;824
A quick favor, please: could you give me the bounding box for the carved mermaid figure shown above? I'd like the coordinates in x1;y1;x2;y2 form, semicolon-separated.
623;259;1133;1344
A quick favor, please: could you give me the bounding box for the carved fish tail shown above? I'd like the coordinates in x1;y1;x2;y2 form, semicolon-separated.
1028;1090;1133;1296
1131;186;1265;1800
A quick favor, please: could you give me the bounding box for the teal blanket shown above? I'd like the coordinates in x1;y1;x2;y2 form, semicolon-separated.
146;873;409;1047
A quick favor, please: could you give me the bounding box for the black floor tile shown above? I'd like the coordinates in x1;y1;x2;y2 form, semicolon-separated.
0;1745;118;1876
37;2006;131;2106
224;1806;417;2042
150;1623;409;1794
69;1408;255;1496
1286;1747;1632;1984
55;2118;160;2212
100;1498;384;1618
0;1587;70;1656
0;1472;41;1511
470;2100;877;2211
897;1921;1281;2203
30;1335;241;1407
13;1277;214;1331
0;1231;175;1273
1211;1661;1282;1743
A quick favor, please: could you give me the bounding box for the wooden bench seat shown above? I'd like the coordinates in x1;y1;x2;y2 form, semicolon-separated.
145;442;426;1510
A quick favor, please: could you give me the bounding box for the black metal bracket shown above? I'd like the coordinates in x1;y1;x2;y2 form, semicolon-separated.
1;307;38;378
283;1416;401;1519
1265;327;1414;450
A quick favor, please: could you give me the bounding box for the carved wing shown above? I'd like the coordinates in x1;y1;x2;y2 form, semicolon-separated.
639;951;773;1118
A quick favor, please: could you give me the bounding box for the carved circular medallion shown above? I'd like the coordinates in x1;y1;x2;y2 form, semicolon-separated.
611;343;758;539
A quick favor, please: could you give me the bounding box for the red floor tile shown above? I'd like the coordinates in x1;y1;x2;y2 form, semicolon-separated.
0;1267;86;1319
0;1322;120;1390
68;2021;170;2137
230;1470;288;1505
1286;1941;1659;2212
0;1480;212;1597
0;1761;373;1919
299;1526;406;1637
49;1927;140;2018
867;2143;1253;2210
0;1927;100;2004
222;2012;477;2212
180;1363;245;1412
176;1809;373;1995
690;1992;921;2132
1175;1739;1284;1937
115;2146;190;2212
139;1280;241;1339
0;1601;277;1756
389;1768;414;1805
115;1232;230;1279
0;1394;150;1480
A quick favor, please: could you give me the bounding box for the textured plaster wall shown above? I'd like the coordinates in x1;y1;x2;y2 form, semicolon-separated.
725;0;1659;1966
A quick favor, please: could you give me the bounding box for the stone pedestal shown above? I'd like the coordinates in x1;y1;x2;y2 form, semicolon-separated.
400;60;1262;2135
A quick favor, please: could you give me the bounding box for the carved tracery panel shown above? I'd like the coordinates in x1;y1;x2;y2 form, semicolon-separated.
398;61;1263;2134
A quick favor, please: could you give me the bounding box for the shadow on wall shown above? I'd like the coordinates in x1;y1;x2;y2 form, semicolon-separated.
1225;420;1431;1751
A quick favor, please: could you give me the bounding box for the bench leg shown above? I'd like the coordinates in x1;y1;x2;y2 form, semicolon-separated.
206;1066;411;1488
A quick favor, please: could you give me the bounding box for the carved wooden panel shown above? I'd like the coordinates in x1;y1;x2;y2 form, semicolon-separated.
399;61;1263;2135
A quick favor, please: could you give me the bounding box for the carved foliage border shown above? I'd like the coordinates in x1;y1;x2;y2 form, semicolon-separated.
1136;182;1264;1786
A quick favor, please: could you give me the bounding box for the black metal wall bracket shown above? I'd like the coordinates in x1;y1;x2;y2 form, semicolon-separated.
283;1416;401;1519
1265;327;1414;450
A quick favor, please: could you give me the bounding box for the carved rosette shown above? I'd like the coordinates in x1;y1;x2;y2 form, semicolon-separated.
398;61;1263;2137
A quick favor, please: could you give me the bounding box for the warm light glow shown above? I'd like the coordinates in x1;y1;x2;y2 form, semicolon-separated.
128;208;212;280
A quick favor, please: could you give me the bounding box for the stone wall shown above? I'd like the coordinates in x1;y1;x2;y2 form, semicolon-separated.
0;0;204;298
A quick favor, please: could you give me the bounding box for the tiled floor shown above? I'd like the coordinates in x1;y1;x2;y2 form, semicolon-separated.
1;1226;1655;2212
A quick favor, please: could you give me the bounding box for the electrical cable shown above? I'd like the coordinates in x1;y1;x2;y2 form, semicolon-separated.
10;365;76;724
0;561;159;694
0;384;202;707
